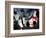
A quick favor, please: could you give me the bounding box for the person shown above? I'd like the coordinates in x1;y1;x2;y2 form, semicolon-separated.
28;10;38;28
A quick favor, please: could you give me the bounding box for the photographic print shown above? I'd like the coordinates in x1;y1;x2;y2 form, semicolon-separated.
5;1;45;37
13;8;39;30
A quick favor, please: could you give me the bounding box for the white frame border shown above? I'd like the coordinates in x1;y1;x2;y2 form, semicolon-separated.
10;5;43;34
